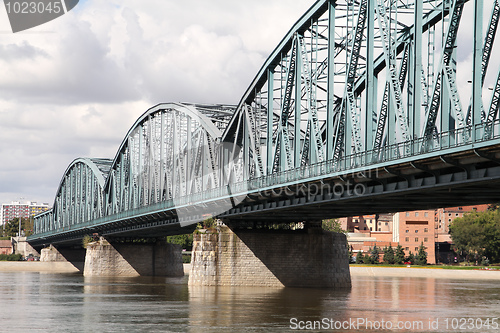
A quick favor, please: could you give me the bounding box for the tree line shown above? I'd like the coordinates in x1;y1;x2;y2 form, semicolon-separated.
1;217;34;238
353;243;428;265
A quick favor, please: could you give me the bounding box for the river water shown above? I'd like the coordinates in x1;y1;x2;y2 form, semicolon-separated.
0;271;499;333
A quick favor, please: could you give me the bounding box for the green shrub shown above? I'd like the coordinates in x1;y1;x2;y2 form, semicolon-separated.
0;253;22;261
182;254;191;263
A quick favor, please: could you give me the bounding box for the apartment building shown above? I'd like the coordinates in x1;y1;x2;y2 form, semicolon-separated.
1;201;50;226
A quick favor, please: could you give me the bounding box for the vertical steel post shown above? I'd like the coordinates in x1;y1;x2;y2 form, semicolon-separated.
473;0;484;140
327;0;335;161
365;0;375;153
244;109;250;179
160;111;165;199
267;69;274;174
413;0;423;141
294;37;302;168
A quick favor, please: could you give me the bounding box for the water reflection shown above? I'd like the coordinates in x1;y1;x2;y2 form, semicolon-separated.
345;276;500;332
188;286;350;332
0;272;499;332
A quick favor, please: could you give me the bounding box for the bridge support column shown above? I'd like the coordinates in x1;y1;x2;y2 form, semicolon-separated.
83;238;183;277
189;226;351;288
40;245;86;272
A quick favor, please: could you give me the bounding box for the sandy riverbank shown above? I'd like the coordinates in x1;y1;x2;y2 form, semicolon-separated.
0;261;81;273
350;266;500;280
2;262;500;280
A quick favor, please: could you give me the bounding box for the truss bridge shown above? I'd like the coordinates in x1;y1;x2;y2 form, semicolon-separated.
29;0;500;248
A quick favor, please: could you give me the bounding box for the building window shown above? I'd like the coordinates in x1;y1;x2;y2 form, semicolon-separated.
405;247;409;251
405;237;409;242
385;222;388;226
424;212;429;217
378;228;381;231
370;227;372;231
448;219;451;222
415;237;419;242
415;212;419;217
406;212;410;217
406;230;409;233
415;247;419;251
449;213;452;216
378;222;381;226
424;238;428;242
415;230;418;233
424;228;428;233
456;213;459;217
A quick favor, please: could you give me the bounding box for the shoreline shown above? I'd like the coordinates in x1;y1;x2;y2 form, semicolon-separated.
2;262;500;280
350;266;500;280
0;261;81;273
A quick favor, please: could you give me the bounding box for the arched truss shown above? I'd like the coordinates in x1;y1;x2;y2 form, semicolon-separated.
104;103;236;215
34;158;112;234
223;0;500;178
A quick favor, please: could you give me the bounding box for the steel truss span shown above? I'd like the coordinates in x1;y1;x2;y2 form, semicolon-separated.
30;0;500;246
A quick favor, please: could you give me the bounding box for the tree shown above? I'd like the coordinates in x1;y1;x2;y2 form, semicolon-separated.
322;219;347;234
405;251;415;265
370;245;380;264
394;245;405;265
2;217;33;237
364;253;374;264
383;245;395;264
355;250;364;264
449;209;500;263
167;234;193;250
416;242;428;266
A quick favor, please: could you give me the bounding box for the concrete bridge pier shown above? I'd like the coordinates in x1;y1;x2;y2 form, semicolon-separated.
40;245;86;272
189;223;351;288
83;237;184;277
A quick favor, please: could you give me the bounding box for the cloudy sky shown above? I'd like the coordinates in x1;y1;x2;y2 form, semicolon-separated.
0;1;498;208
0;0;313;205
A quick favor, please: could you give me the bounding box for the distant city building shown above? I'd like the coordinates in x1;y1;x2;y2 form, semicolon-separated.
1;201;50;226
343;204;491;264
395;209;436;264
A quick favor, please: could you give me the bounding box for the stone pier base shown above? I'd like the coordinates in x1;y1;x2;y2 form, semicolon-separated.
83;238;184;277
40;245;86;272
189;226;351;288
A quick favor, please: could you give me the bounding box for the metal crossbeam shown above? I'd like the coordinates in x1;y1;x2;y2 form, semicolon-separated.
467;0;500;124
422;0;465;142
334;0;368;160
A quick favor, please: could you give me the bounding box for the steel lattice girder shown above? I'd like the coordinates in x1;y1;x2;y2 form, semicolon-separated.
223;0;499;179
33;158;111;234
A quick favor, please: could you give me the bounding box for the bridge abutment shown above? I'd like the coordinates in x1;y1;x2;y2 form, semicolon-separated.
189;225;351;288
83;238;184;277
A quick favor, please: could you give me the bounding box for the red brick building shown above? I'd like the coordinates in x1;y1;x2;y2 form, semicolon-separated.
343;204;491;264
395;210;436;264
0;240;13;255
